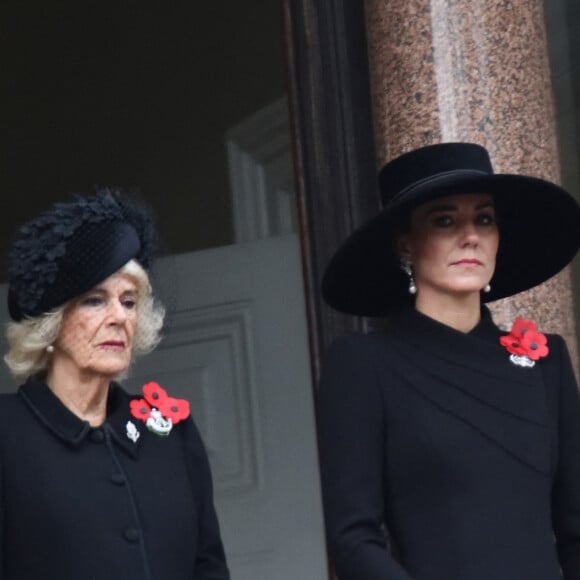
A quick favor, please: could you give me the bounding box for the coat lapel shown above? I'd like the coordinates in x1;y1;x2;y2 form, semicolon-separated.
19;380;143;458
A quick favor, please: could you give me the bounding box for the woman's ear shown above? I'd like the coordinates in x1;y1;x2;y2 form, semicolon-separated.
396;235;412;262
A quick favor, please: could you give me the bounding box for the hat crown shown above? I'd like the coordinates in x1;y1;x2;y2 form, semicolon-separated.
7;188;157;321
378;142;494;207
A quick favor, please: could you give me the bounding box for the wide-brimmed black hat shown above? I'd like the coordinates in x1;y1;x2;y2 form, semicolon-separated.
322;142;580;316
7;187;158;321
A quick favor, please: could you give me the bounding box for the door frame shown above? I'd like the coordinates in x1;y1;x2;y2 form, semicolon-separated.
283;0;378;382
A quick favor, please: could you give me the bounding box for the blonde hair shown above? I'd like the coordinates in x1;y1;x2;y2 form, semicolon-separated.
4;259;165;382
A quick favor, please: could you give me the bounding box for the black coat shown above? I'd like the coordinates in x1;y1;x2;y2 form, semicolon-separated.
0;380;230;580
317;306;580;580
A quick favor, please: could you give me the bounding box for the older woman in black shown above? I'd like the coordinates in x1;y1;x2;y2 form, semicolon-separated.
1;189;230;579
317;142;580;580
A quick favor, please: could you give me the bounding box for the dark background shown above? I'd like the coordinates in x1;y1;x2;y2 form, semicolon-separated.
0;0;287;280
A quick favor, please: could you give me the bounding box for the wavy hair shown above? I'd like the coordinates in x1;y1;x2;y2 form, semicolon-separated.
4;260;165;383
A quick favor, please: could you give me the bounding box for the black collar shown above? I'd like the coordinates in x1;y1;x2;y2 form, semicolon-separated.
389;304;501;345
18;380;143;458
388;305;545;394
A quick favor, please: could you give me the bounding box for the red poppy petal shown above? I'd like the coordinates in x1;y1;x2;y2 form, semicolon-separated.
499;335;519;348
521;331;549;359
509;345;527;356
159;397;190;424
521;334;546;349
176;399;190;422
527;344;549;360
511;318;537;338
500;335;526;356
143;382;168;407
130;399;152;422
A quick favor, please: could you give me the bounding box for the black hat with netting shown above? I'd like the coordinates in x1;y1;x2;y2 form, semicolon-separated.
7;187;158;321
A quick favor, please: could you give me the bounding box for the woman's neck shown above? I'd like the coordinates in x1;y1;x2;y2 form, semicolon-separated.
414;291;482;333
46;367;111;427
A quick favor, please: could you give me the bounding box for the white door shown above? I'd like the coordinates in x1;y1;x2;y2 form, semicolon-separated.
129;234;328;579
0;234;329;579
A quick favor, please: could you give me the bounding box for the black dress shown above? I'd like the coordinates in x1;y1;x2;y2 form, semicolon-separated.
317;306;580;580
0;380;230;580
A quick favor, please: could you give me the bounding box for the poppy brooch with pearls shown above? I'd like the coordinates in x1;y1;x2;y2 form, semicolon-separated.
500;318;549;368
129;382;190;437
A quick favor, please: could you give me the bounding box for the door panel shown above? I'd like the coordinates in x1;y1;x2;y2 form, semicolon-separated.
121;234;328;579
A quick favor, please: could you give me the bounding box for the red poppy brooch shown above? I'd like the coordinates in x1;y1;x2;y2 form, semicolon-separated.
499;318;549;368
128;382;190;438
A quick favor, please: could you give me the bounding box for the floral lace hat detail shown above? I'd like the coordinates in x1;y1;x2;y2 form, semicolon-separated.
129;382;190;437
500;318;549;368
7;187;158;321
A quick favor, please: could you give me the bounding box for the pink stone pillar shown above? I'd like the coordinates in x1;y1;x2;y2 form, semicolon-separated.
364;0;579;372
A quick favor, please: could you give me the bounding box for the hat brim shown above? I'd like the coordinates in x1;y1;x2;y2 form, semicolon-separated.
322;173;580;316
8;222;142;321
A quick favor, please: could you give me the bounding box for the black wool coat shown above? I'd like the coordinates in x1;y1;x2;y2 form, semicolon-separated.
317;306;580;580
0;380;230;580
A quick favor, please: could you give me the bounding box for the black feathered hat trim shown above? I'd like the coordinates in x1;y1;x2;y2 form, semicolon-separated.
8;187;158;321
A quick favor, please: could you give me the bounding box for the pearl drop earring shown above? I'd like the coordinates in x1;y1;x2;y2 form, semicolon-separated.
483;283;491;293
400;259;417;295
46;345;54;353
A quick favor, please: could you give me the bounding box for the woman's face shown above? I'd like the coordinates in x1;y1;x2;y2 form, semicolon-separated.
52;271;139;380
398;193;499;301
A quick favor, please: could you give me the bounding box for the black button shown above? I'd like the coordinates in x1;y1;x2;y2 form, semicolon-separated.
123;528;140;543
90;429;104;443
110;473;126;485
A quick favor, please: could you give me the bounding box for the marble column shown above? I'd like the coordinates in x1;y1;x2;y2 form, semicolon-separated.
363;0;579;372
